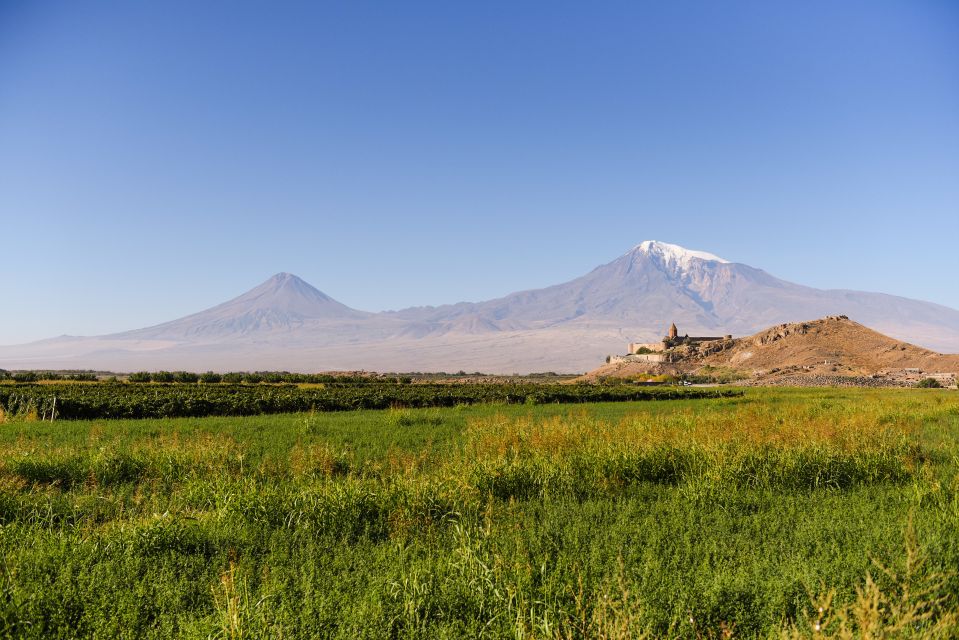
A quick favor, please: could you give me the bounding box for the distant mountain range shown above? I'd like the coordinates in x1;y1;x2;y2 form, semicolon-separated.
2;241;958;373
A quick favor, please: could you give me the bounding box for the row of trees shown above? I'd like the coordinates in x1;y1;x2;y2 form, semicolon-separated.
125;371;414;385
0;370;98;382
1;369;418;385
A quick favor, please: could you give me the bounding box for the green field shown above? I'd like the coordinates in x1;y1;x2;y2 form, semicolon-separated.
1;388;957;638
0;382;738;420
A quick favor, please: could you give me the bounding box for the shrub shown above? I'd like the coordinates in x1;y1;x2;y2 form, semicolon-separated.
128;372;152;383
199;372;223;384
916;378;942;388
67;373;98;381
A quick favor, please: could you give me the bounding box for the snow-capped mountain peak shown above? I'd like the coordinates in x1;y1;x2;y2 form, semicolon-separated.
633;240;730;269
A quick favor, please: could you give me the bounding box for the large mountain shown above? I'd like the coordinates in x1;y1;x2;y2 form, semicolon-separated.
2;241;958;372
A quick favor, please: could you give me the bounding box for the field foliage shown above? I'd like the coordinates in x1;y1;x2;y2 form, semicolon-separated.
0;388;957;637
0;382;739;420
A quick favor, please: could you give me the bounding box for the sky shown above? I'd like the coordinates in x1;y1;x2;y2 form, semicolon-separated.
1;1;957;344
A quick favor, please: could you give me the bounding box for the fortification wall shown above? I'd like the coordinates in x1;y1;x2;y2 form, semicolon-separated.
611;353;666;365
627;342;664;355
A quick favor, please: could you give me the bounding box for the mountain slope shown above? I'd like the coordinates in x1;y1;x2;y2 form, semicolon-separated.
1;241;957;373
582;316;959;382
118;273;373;341
388;241;959;352
710;316;959;373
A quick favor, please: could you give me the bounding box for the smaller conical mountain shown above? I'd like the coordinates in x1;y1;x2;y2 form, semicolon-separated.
121;273;369;341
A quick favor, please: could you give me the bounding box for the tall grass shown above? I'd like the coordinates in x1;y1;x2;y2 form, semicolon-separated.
0;388;956;637
462;401;924;499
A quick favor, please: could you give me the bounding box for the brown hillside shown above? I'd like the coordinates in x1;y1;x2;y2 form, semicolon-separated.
710;316;959;373
581;316;959;385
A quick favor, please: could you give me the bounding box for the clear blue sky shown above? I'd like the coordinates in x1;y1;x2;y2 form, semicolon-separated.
1;1;957;344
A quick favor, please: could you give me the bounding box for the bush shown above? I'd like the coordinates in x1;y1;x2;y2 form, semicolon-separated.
199;372;222;384
152;371;174;383
916;378;942;389
128;372;152;383
67;373;98;381
173;371;199;384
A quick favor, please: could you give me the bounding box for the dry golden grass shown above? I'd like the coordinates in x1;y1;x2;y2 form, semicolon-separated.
464;397;929;461
455;395;942;505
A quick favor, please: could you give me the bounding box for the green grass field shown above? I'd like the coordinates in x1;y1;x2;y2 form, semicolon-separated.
1;388;957;638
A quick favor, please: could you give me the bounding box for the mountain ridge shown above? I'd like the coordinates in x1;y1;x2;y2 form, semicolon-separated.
1;241;958;373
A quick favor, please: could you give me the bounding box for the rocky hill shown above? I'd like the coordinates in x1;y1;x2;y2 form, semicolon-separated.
710;316;959;372
583;316;959;386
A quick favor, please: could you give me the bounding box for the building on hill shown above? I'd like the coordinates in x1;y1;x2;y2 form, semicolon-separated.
627;323;733;355
662;322;729;349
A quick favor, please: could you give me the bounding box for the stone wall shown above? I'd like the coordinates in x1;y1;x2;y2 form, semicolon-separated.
611;353;666;364
627;342;665;355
